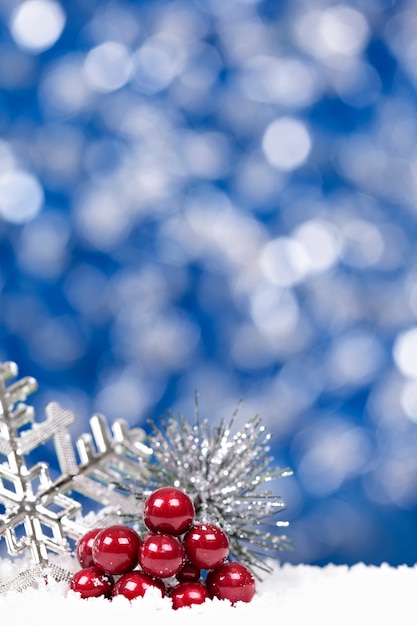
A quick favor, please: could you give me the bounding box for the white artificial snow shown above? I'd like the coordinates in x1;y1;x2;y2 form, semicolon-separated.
0;555;416;626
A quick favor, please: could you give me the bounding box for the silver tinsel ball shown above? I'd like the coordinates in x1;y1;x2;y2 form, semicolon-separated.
122;401;293;578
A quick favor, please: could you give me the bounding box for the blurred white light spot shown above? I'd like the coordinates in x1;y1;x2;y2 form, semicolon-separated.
296;6;369;60
141;312;200;371
110;265;169;315
155;3;208;43
180;43;221;91
365;457;417;509
332;59;381;108
84;41;132;93
0;141;16;172
29;315;86;367
75;188;132;251
241;55;321;108
182;131;232;179
407;282;417;318
297;422;371;497
259;237;310;287
262;117;311;171
320;5;369;56
10;0;65;53
37;123;84;185
376;222;408;271
366;374;404;426
250;287;299;337
393;327;417;379
294;219;341;273
83;139;124;178
85;3;141;46
95;372;153;422
0;170;44;224
276;357;324;415
335;135;389;198
39;56;92;115
400;380;417;423
114;310;200;372
65;264;110;317
230;323;277;370
183;188;266;263
18;212;70;278
340;219;384;268
132;33;187;95
0;44;36;89
327;331;385;387
234;153;284;205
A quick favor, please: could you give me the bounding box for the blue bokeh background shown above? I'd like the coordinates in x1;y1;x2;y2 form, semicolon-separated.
1;0;417;567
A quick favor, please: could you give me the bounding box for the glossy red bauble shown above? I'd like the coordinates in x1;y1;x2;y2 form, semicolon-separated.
143;486;195;535
112;570;166;600
206;561;256;604
170;581;211;610
92;525;141;575
76;527;103;568
176;561;201;582
183;523;229;570
138;532;185;578
70;565;114;599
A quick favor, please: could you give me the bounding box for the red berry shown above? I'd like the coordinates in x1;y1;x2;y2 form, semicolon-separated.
170;581;211;610
70;566;114;599
206;561;256;604
112;571;166;600
92;525;141;575
176;561;201;582
76;527;103;568
183;523;229;570
138;532;185;578
143;487;195;535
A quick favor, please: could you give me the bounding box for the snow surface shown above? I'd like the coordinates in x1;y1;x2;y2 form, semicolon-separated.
0;556;416;626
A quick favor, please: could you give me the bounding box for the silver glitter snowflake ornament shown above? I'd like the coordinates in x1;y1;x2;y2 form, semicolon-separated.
0;361;152;593
121;398;293;578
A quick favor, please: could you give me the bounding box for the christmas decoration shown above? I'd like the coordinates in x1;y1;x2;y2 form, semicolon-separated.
0;359;292;593
92;525;141;575
139;532;185;578
143;486;195;535
183;522;229;570
76;527;102;568
69;565;114;599
69;485;258;609
176;561;201;582
112;570;166;600
0;360;152;593
120;401;292;577
205;562;256;604
170;581;211;610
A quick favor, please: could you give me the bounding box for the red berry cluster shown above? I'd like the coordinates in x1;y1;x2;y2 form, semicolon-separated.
69;486;256;609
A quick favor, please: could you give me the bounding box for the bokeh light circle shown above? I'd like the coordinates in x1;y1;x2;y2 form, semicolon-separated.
10;0;65;54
